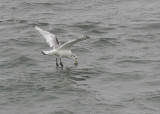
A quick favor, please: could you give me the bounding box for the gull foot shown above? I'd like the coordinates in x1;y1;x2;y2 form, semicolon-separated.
60;62;63;68
56;58;59;67
74;62;78;66
60;58;63;68
56;62;59;67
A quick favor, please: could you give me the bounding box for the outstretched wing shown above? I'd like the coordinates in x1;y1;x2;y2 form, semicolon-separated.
58;35;90;50
35;25;60;49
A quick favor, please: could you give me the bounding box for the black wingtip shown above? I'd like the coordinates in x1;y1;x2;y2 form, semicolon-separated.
41;51;46;55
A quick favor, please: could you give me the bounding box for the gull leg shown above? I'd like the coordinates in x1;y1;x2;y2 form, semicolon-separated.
60;58;63;67
56;58;59;67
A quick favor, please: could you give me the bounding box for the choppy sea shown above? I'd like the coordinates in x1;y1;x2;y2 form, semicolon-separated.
0;0;160;114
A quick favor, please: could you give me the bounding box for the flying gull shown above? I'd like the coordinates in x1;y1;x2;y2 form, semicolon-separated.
35;25;90;67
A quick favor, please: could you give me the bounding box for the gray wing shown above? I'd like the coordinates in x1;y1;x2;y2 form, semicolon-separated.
58;35;90;50
35;25;60;49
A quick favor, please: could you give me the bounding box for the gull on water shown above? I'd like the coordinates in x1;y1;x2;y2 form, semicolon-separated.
35;25;90;67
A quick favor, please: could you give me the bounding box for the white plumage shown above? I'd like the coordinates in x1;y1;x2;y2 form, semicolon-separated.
35;25;60;49
35;25;90;67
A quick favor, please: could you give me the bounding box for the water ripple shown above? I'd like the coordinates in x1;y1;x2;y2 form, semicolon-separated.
1;56;36;68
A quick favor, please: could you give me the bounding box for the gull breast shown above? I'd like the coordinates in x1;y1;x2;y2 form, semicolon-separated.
57;50;71;58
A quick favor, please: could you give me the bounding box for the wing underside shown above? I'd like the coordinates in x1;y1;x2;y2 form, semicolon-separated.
58;35;90;50
35;25;60;49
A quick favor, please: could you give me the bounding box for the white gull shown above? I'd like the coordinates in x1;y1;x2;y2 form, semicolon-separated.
35;25;90;67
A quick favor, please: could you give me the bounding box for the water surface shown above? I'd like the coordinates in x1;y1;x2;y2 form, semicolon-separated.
0;0;160;114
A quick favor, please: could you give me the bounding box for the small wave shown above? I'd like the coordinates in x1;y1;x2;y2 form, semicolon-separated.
50;28;67;34
98;55;114;61
101;27;116;31
5;19;27;24
88;30;106;34
1;38;42;48
86;26;116;35
71;21;101;30
72;23;97;30
53;110;74;114
145;91;160;102
32;2;53;6
21;2;53;7
1;56;36;68
129;91;160;112
35;22;49;26
132;23;160;30
117;59;152;64
92;37;118;47
126;39;147;43
72;67;106;78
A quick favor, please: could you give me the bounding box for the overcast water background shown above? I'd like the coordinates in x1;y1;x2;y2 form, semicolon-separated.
0;0;160;114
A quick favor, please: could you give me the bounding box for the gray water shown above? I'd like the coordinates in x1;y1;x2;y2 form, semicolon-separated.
0;0;160;114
